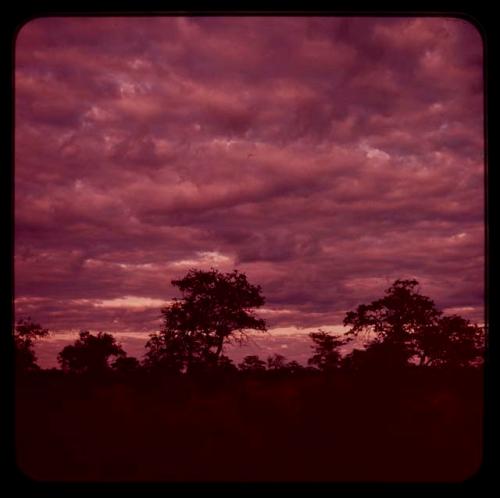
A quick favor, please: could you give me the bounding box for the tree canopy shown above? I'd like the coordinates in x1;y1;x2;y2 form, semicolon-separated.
145;268;267;373
238;355;267;372
308;330;345;372
415;314;484;367
343;279;484;368
14;317;49;373
57;331;126;374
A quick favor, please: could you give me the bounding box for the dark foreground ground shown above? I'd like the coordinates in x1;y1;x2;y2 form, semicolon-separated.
15;367;483;482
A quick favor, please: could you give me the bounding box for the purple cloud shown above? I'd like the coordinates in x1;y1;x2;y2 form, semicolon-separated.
15;17;484;363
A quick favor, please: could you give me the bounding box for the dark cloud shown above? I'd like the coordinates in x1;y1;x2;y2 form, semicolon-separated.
15;17;484;363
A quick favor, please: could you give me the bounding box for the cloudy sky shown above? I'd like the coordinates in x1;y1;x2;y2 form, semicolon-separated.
15;17;484;366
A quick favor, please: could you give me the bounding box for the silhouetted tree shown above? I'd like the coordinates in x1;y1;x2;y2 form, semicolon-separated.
343;279;484;368
282;360;305;374
267;353;287;371
238;355;267;372
415;314;484;367
341;348;366;372
215;354;238;374
14;317;49;373
57;331;126;374
112;355;141;374
308;330;345;372
145;268;267;373
143;329;189;374
342;340;411;374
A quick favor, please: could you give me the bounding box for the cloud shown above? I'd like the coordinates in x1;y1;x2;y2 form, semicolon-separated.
96;296;168;309
15;16;484;358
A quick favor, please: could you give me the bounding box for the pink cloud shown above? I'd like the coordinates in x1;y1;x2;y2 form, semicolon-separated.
15;17;484;362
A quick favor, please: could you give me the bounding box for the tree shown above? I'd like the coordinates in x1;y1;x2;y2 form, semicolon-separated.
283;360;305;375
57;331;126;374
308;330;345;372
267;353;288;371
112;355;141;374
14;317;49;373
143;329;189;374
238;355;267;372
214;354;238;374
343;279;484;368
145;268;267;373
342;341;411;374
415;314;484;368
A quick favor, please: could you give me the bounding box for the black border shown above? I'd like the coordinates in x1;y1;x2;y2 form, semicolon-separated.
3;2;496;496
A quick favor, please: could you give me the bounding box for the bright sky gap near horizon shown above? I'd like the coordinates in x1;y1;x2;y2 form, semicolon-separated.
14;17;484;368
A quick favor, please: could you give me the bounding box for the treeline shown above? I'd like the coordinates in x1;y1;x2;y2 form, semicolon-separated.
14;270;484;379
14;270;484;481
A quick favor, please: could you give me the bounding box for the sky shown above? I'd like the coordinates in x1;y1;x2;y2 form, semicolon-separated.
15;17;484;367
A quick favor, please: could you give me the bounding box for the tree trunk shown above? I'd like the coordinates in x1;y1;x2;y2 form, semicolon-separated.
214;335;224;360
